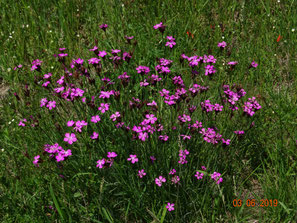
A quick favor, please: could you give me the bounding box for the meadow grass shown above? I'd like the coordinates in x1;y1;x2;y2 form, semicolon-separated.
1;0;297;222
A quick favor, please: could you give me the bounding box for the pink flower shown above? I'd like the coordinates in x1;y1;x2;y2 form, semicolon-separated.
110;112;120;122
55;153;65;162
138;132;148;141
96;158;105;168
195;171;204;180
91;115;101;123
167;36;175;41
138;169;146;178
42;81;50;87
171;175;180;184
64;133;77;144
165;41;176;48
201;166;207;170
155;176;166;187
98;51;107;58
107;152;117;158
46;101;56;110
154;22;163;29
33;155;40;167
147;100;157;107
166;203;175;212
127;154;138;164
99;91;114;99
211;172;223;185
90;132;99;139
251;61;258;68
99;24;108;31
145;114;157;124
18;119;27;127
40;98;48;107
98;103;110;113
159;135;169;141
217;41;227;48
169;169;176;175
67;120;75;127
228;61;238;66
88;57;101;64
111;49;121;55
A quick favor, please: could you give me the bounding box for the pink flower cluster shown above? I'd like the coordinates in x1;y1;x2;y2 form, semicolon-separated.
31;59;43;71
67;120;88;133
243;97;262;116
40;98;56;110
211;172;223;185
200;100;223;113
223;85;246;110
44;143;72;162
178;149;189;164
178;114;191;123
136;65;150;74
199;128;222;145
96;151;118;168
169;169;180;184
165;36;176;48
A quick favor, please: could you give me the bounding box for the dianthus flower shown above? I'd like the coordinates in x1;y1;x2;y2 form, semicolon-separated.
138;169;146;178
64;133;77;144
166;203;174;211
127;154;138;164
155;176;166;187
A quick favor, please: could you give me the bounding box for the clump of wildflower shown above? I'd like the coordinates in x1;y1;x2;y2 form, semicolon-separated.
243;97;262;116
44;143;72;163
165;36;176;48
169;169;176;175
178;149;189;164
222;84;246;110
31;59;42;71
211;172;223;184
204;64;216;76
199;127;222;145
155;176;166;187
136;65;150;75
73;120;88;132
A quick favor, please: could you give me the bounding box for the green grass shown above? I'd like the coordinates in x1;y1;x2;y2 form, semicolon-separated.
1;0;297;222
